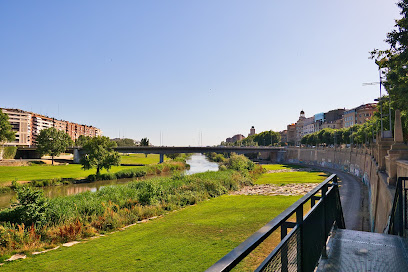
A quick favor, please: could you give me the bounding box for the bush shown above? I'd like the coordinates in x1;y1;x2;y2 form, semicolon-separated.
2;146;17;159
12;186;49;227
221;153;255;172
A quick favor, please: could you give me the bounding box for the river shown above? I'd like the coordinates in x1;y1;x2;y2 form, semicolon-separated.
0;153;219;209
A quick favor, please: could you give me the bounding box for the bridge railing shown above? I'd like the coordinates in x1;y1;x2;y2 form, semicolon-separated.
205;174;345;272
386;177;408;237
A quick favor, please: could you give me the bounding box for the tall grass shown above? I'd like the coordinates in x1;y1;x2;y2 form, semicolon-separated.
0;169;253;255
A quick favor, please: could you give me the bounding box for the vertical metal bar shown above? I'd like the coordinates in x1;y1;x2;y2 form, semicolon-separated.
281;224;288;272
311;196;316;207
404;188;408;230
333;175;338;186
398;178;403;236
321;184;328;258
296;205;303;271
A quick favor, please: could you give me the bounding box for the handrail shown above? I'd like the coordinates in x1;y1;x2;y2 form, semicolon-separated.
206;174;345;272
386;177;408;236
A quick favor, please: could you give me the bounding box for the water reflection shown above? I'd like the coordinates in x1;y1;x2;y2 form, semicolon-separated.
184;153;219;175
0;153;219;209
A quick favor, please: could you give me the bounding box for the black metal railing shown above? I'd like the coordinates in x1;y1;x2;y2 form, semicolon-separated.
206;174;345;272
386;177;408;237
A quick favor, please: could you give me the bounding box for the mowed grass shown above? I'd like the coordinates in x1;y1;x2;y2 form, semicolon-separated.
1;195;301;272
0;164;141;184
119;153;165;165
257;164;329;185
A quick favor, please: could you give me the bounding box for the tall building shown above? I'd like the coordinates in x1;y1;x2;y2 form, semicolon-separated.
286;124;296;145
1;108;32;145
1;108;102;146
249;126;255;136
295;110;306;145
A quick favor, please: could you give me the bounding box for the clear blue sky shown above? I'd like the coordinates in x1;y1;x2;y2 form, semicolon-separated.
0;1;401;146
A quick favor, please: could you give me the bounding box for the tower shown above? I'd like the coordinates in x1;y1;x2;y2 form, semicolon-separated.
249;126;255;136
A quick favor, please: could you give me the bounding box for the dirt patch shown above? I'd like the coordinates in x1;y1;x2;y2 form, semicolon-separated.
231;183;320;196
267;168;314;173
0;160;30;166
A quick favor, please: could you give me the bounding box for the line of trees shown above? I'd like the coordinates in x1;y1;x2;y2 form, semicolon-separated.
221;130;281;146
301;118;380;146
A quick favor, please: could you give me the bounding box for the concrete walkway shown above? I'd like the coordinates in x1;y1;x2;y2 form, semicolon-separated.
296;164;371;231
316;229;408;272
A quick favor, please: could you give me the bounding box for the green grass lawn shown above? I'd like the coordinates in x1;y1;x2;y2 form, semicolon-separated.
1;195;300;272
0;164;140;184
119;153;166;165
257;164;329;185
261;164;306;171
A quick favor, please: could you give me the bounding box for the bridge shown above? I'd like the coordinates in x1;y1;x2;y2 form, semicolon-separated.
16;146;286;163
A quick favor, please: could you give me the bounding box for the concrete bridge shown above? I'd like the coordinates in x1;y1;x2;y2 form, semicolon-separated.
16;146;286;164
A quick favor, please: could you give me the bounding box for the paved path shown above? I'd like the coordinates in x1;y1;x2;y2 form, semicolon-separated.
298;164;370;231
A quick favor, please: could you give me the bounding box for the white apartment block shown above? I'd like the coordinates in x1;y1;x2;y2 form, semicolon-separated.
1;108;32;146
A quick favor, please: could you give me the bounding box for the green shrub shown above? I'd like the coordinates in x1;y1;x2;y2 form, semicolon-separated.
12;186;49;227
2;146;17;159
221;153;255;172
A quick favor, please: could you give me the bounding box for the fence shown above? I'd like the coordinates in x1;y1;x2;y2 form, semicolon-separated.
386;177;408;237
206;174;345;272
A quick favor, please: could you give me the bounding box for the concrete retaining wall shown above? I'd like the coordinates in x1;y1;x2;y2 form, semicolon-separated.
284;146;401;233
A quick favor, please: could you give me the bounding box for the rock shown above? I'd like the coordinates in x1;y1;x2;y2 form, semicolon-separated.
6;254;26;261
62;241;80;247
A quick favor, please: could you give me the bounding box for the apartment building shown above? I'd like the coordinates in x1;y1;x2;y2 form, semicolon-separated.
1;108;102;145
302;117;315;136
343;103;377;128
1;108;32;145
356;103;377;125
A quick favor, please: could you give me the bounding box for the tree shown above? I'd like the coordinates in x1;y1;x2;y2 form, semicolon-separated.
140;138;150;146
81;136;120;176
371;0;408;139
36;127;73;165
0;110;15;160
112;138;137;147
165;153;180;160
75;135;91;146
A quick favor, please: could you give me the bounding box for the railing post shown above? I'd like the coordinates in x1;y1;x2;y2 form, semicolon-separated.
321;184;328;259
398;177;403;236
296;205;303;271
281;223;288;272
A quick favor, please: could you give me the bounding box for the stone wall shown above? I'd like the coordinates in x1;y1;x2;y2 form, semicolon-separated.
284;146;400;233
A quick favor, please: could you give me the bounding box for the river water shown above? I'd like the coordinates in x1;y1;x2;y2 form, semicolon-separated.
0;153;219;209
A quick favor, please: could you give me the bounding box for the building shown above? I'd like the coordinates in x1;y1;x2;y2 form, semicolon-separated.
1;108;32;146
343;103;377;128
295;110;306;145
321;119;343;129
225;134;245;143
1;108;102;146
356;103;377;125
279;130;287;143
286;124;296;145
249;126;255;136
325;109;345;123
343;108;357;128
314;112;325;132
302;117;315;136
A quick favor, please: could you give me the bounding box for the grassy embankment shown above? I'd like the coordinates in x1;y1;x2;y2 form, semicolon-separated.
0;159;326;270
0;155;258;259
119;153;165;165
256;164;329;185
0;154;184;187
0;194;300;272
